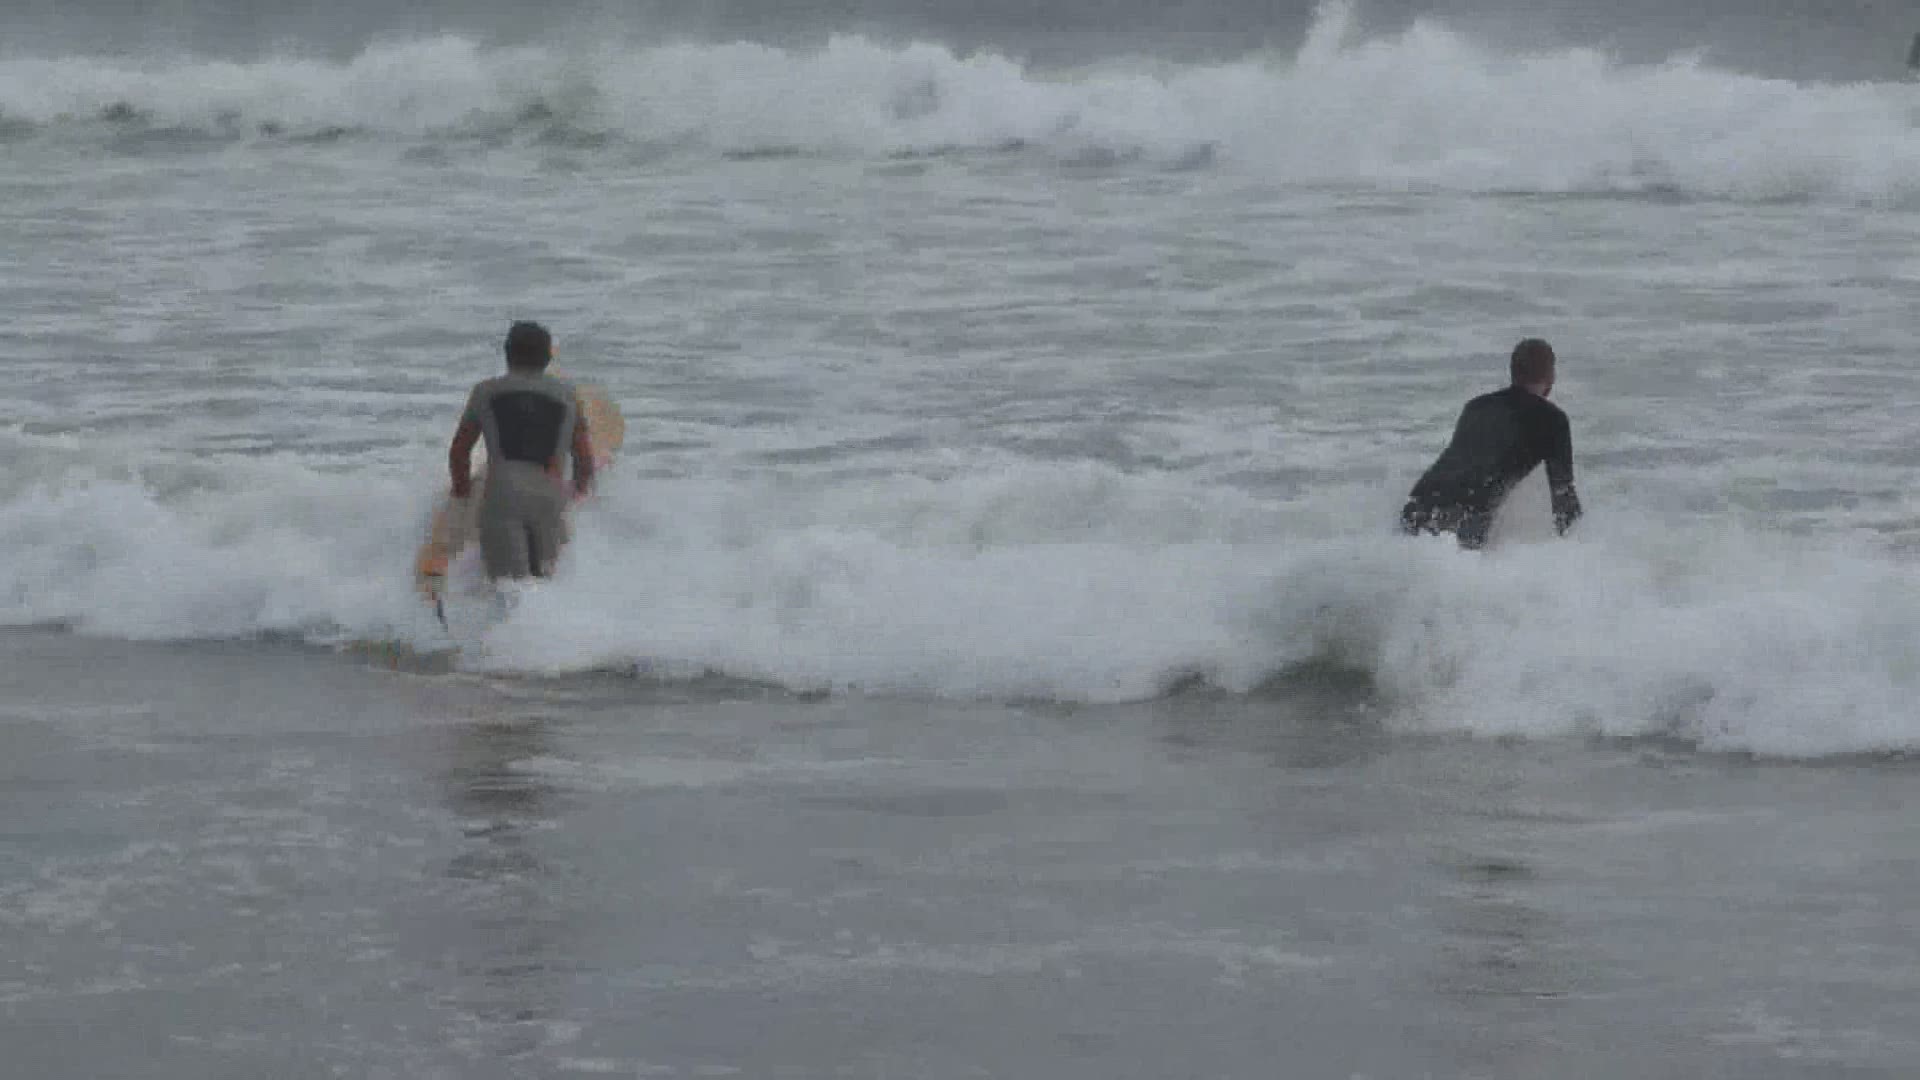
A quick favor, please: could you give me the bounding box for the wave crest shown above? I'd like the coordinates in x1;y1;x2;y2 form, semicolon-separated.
9;432;1920;760
3;3;1918;201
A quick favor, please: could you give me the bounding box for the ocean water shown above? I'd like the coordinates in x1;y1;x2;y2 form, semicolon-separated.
6;3;1920;1075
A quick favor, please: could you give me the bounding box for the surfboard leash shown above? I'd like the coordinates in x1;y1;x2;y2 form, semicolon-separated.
425;574;449;631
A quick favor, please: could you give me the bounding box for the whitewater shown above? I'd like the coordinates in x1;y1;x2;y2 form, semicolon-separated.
5;4;1920;758
2;3;1919;199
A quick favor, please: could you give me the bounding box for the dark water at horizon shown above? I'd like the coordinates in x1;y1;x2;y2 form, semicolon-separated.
0;0;1908;79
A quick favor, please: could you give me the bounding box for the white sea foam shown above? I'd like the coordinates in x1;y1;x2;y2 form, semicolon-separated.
1;3;1915;202
8;431;1920;759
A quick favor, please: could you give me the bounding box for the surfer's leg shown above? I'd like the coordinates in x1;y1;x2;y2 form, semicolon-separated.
525;503;568;578
478;503;533;582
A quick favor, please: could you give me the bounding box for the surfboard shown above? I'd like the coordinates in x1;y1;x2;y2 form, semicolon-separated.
415;376;626;617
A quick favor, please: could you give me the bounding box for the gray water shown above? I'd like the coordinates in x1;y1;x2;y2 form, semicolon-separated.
8;629;1920;1079
6;5;1920;1076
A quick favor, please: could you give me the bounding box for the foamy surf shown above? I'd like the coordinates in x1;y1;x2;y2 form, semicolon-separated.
0;437;443;646
9;437;1920;759
1;1;1916;203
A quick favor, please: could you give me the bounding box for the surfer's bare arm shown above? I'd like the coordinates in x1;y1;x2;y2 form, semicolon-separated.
570;419;596;497
1546;411;1581;535
449;418;481;499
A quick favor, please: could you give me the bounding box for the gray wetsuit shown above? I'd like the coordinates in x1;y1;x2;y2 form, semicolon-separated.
461;369;580;580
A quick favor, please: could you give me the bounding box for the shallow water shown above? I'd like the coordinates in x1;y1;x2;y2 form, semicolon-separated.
7;630;1920;1078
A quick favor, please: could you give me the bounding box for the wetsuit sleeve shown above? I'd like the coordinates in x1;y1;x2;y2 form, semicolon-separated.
1546;410;1582;535
449;384;485;498
569;416;595;498
449;419;481;499
461;380;492;427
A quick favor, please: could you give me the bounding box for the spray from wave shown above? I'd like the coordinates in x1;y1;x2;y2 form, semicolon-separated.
1;1;1916;202
8;425;1920;760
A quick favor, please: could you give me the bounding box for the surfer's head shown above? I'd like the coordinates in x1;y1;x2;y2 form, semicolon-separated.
504;321;553;371
1510;338;1555;397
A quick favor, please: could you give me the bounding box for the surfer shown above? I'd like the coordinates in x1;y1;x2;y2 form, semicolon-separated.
1399;338;1582;550
447;321;596;580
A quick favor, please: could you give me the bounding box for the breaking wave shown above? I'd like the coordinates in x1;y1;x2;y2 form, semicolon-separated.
7;426;1920;760
2;2;1917;202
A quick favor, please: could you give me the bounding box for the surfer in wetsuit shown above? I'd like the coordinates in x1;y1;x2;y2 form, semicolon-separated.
448;321;595;580
1399;338;1581;550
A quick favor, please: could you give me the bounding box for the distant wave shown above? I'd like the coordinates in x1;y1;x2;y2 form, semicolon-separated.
3;2;1918;202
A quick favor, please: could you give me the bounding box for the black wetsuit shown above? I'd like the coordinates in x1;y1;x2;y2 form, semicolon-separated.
1400;385;1582;549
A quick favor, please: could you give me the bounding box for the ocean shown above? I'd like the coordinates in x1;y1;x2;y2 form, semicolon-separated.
6;1;1920;1075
